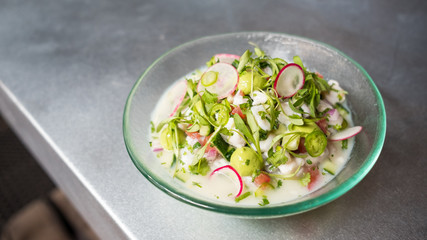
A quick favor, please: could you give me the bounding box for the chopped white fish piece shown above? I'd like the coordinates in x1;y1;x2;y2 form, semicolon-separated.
221;118;246;148
327;109;344;126
186;135;198;146
278;102;301;126
252;90;268;105
211;158;229;170
180;147;195;167
232;90;248;105
259;134;276;153
317;100;333;113
251;105;271;131
278;159;298;175
242;176;257;189
328;141;347;165
301;103;311;117
278;156;304;175
324;80;346;105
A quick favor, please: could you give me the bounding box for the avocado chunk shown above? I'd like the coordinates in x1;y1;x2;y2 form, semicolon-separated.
238;70;267;94
290;122;320;134
230;147;263;176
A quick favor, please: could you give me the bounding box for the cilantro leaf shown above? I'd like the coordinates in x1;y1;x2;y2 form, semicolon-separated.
266;148;288;168
299;172;311;187
258;196;270;206
189;158;210;176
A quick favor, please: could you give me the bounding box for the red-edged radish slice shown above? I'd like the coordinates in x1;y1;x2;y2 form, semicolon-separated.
152;148;163;152
210;165;243;198
169;79;188;117
329;126;362;141
214;53;240;64
198;63;239;99
274;63;305;98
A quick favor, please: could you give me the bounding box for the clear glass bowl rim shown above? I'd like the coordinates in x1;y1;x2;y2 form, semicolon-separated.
123;32;386;218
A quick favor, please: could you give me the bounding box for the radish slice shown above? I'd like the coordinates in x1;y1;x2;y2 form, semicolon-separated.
274;63;305;98
210;165;243;198
152;148;163;152
329;126;362;141
214;53;240;64
169;79;188;117
197;63;239;99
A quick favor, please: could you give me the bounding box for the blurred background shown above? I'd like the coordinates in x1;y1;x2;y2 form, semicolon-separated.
0;115;54;228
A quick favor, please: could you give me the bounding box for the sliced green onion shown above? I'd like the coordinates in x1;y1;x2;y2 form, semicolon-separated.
201;71;218;87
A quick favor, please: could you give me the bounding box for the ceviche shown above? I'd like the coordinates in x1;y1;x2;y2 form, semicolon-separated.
149;45;362;205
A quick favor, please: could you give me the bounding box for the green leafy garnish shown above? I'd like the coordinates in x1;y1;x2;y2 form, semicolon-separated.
299;172;311;187
224;148;235;161
189;158;210;176
150;121;155;133
293;55;305;71
231;59;239;69
192;181;202;188
233;114;256;146
342;139;348;149
206;55;218;67
266;147;288;168
277;180;283;188
237;50;252;73
193;142;201;149
235;192;251;203
258;195;270;206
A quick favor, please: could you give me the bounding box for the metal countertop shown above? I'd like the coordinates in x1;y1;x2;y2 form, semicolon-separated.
0;0;426;239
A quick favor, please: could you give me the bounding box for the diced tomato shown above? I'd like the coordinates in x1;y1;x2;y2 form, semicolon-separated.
315;72;324;79
186;131;215;150
307;168;320;190
316;119;328;135
254;173;271;187
231;105;246;120
186;131;202;140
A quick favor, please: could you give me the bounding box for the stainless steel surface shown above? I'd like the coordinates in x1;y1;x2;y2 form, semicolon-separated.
0;0;425;239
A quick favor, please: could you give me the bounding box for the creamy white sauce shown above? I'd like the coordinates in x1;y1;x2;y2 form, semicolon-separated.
150;69;355;206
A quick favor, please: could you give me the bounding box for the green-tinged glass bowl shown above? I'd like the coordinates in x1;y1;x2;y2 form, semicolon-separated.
123;32;386;218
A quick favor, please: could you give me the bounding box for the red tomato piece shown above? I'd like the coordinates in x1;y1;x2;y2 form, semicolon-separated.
186;131;201;140
254;173;271;187
231;105;246;120
307;168;320;190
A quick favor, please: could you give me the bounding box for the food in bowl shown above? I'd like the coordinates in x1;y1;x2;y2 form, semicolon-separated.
149;45;362;206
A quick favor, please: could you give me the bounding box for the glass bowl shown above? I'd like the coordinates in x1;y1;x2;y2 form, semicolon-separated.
123;32;386;218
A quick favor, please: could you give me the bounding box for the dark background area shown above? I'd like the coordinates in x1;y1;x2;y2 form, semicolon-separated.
0;115;55;229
